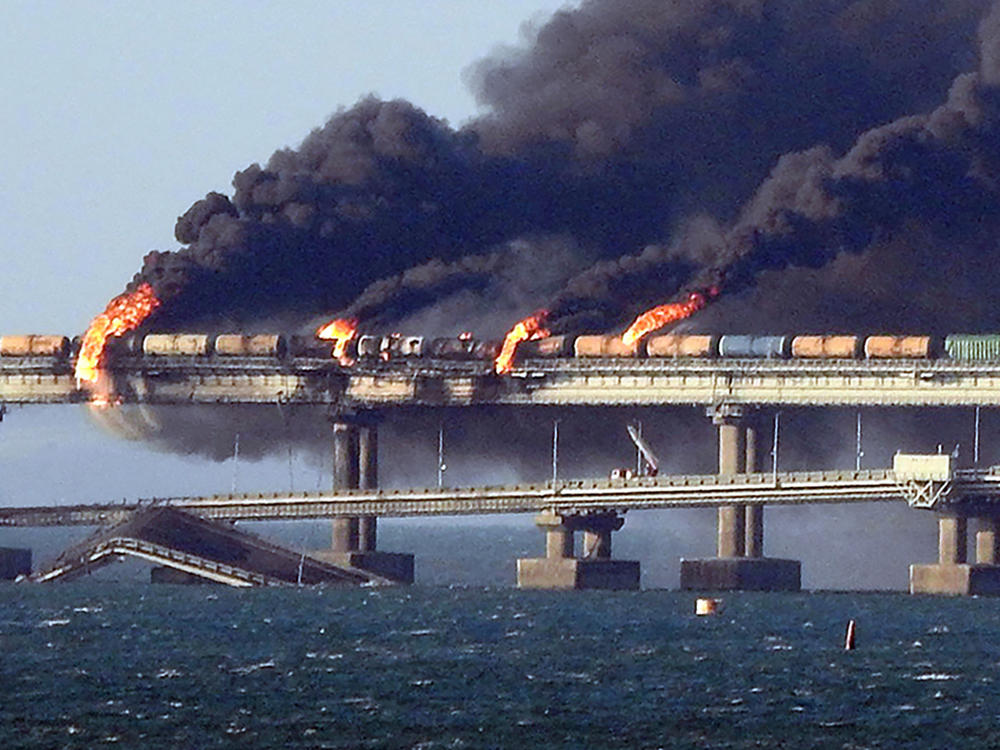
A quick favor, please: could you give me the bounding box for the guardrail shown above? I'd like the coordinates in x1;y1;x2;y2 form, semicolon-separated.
32;536;287;586
7;463;1000;527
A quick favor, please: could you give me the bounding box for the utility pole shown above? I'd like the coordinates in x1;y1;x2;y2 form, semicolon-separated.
771;411;780;481
552;419;560;485
855;411;864;471
975;406;982;465
437;422;446;488
231;432;240;493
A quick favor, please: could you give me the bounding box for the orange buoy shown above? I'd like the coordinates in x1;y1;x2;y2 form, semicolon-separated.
696;598;720;616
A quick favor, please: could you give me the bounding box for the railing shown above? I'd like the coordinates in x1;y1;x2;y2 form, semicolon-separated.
7;465;1000;527
32;536;287;587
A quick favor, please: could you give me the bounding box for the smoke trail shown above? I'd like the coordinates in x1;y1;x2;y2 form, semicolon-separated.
539;1;1000;334
116;1;987;335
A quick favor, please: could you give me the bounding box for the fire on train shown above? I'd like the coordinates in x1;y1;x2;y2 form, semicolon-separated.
4;332;1000;363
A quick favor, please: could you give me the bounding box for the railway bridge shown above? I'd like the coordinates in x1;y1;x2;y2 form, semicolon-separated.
5;355;1000;593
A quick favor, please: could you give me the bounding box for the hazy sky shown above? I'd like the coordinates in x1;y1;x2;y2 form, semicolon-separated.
0;1;945;588
0;1;579;569
1;0;574;333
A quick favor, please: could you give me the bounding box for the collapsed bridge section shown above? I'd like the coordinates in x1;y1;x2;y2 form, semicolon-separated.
31;506;390;587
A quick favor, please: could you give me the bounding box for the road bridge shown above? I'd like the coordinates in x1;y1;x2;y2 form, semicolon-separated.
5;355;1000;594
4;455;1000;595
0;463;989;527
6;356;1000;407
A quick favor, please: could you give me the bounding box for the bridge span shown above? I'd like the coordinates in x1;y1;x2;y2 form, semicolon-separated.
5;356;1000;407
0;461;988;528
3;455;999;595
5;355;1000;595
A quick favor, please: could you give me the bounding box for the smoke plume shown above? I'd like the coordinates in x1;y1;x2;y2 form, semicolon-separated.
118;0;996;339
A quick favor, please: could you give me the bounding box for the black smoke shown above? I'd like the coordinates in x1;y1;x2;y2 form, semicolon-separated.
122;0;996;339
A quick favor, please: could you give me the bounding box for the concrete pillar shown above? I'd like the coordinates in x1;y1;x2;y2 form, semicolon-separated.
939;515;968;565
317;415;413;584
977;517;1000;565
715;409;746;558
681;405;800;592
718;419;745;474
518;512;638;589
332;517;360;553
583;529;612;559
911;515;1000;595
332;420;360;554
744;418;764;558
546;527;575;559
357;424;378;552
332;421;359;491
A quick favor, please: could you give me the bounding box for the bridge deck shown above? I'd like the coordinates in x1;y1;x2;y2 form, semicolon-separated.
4;466;998;527
5;356;1000;407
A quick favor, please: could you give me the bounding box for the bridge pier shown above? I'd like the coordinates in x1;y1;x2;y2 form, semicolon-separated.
313;417;414;584
517;511;640;589
681;405;800;592
910;513;1000;595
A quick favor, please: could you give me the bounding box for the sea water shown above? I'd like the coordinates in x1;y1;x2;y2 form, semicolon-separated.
3;585;1000;748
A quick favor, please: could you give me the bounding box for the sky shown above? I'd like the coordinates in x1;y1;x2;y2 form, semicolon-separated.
0;1;950;588
0;0;574;332
0;0;584;577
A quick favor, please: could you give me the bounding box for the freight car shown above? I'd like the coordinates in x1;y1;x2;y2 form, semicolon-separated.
573;335;641;358
142;334;213;357
357;334;426;359
0;335;71;358
214;334;287;358
41;329;1000;371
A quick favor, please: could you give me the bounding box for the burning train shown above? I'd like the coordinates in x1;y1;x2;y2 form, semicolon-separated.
7;332;1000;367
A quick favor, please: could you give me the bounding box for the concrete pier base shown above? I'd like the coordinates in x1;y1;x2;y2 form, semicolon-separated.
517;558;640;590
0;547;31;580
909;564;1000;596
679;557;801;591
313;550;415;584
517;510;639;589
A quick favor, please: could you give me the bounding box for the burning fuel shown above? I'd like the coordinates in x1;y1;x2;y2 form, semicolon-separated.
621;288;718;347
316;318;359;365
494;310;550;375
75;283;161;385
70;2;1000;394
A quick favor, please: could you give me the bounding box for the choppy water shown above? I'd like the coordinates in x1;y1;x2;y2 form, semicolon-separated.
3;585;1000;748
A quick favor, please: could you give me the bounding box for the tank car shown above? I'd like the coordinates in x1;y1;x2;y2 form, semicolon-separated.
471;340;501;360
0;335;71;357
384;335;424;358
288;334;336;359
519;335;575;358
355;335;382;359
215;334;287;358
573;335;641;358
718;335;791;358
142;333;213;357
103;333;145;359
790;335;861;359
863;336;933;359
645;334;717;358
428;336;479;359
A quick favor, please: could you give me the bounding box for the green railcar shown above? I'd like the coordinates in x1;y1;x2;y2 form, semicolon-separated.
944;334;1000;360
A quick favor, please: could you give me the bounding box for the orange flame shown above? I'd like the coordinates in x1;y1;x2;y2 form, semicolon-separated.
494;310;550;375
316;317;358;365
621;287;718;346
75;283;161;384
